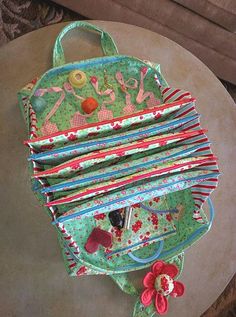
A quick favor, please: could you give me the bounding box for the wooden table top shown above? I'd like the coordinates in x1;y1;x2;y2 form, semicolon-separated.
0;21;235;317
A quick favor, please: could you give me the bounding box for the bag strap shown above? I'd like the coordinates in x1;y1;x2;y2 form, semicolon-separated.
126;197;215;265
53;21;119;68
128;240;164;264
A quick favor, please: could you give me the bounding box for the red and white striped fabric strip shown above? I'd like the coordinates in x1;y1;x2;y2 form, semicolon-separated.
28;103;38;139
56;222;80;258
175;106;196;118
194;146;211;155
182;122;200;131
154;74;161;87
160;86;192;104
176;115;201;132
62;248;77;271
193;210;204;223
180;133;209;145
192;178;219;223
158;84;219;223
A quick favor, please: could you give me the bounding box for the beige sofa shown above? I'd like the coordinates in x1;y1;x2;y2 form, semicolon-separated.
53;0;236;85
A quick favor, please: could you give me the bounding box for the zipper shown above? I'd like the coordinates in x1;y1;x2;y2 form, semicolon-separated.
34;129;207;177
46;157;217;206
41;141;210;193
53;172;220;224
25;98;195;145
29;114;199;161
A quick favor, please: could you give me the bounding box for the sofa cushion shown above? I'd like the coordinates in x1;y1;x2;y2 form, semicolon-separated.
114;0;236;60
52;0;236;84
174;0;236;32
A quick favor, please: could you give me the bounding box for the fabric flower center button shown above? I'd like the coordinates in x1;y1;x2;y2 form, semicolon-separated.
154;274;174;296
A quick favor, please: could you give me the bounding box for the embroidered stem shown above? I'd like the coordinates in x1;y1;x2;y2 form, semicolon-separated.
90;75;115;103
90;75;115;121
136;67;161;108
115;71;138;114
64;82;85;101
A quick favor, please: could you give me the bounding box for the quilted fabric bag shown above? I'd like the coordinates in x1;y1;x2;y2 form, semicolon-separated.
18;21;220;316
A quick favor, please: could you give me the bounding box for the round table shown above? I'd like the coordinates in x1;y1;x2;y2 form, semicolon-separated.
0;21;235;317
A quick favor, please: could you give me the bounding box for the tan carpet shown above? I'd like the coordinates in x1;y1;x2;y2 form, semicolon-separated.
0;0;84;45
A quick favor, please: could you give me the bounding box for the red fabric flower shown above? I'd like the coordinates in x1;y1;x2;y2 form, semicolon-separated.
71;163;81;170
112;123;122;130
132;220;143;233
153;197;160;203
151;213;158;226
132;203;140;209
40;144;54;151
67;133;77;141
154;113;161;120
94;213;106;220
113;227;123;238
141;261;185;315
166;214;172;222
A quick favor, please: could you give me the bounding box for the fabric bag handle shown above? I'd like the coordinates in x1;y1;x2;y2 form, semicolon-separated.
128;240;164;264
126;197;215;265
53;21;119;68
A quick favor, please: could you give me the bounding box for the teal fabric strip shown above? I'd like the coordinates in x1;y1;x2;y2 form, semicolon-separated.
41;142;210;194
53;21;119;67
29;114;199;164
53;171;219;224
127;240;164;264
